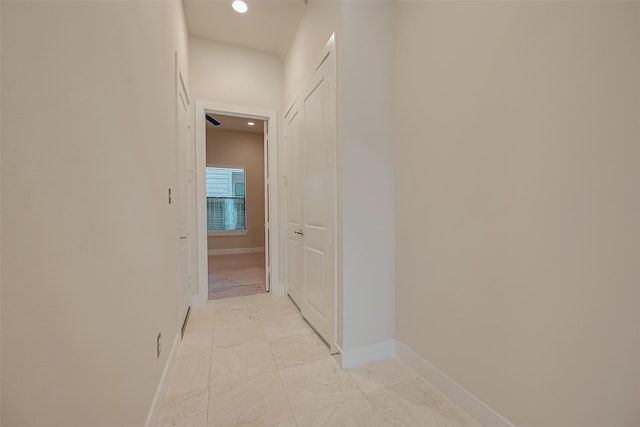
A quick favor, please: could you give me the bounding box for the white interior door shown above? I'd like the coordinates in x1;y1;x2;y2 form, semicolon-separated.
176;66;191;330
300;52;335;346
285;100;304;305
285;37;336;349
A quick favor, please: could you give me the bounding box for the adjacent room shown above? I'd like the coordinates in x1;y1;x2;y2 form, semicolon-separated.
205;114;267;299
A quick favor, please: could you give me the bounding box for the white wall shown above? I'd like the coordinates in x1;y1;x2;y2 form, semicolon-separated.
1;1;189;425
394;2;640;426
189;37;283;287
0;2;3;422
283;1;341;106
284;0;395;355
190;37;282;110
339;1;395;355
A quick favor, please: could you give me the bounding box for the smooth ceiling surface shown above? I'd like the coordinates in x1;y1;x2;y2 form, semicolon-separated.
206;114;265;134
183;0;306;58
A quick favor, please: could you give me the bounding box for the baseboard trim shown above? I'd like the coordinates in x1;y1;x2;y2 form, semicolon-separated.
395;340;515;427
208;247;265;256
340;339;395;369
145;332;181;427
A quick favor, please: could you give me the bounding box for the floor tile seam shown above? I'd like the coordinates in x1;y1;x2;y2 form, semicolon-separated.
254;304;299;313
275;355;337;376
212;317;257;331
365;375;419;396
256;305;302;317
272;354;329;371
172;350;212;365
257;317;306;328
165;350;212;398
210;317;265;335
254;306;300;318
208;363;280;389
211;322;252;333
362;387;395;424
207;371;293;426
265;328;324;349
211;335;269;353
288;389;368;422
265;340;289;372
405;376;481;425
263;324;298;424
276;356;362;419
204;315;216;427
269;332;332;370
183;328;215;338
360;375;438;425
210;337;274;362
291;394;371;426
178;333;215;359
211;301;255;312
345;370;421;395
364;377;482;427
162;384;209;405
274;367;304;423
258;310;314;334
345;368;371;395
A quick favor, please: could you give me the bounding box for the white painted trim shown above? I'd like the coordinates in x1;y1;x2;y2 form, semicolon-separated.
207;230;248;237
144;332;181;427
395;340;515;427
340;339;395;369
208;247;265;256
195;101;280;305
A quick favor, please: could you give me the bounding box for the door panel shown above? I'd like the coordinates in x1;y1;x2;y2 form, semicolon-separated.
302;80;330;229
300;56;334;344
305;246;325;314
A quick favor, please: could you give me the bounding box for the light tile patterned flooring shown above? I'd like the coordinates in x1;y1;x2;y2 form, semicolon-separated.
160;293;480;427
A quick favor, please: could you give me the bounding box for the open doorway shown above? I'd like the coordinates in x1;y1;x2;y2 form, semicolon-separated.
194;101;280;305
205;114;266;299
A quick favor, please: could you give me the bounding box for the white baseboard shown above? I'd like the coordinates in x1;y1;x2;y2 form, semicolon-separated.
395;340;515;427
145;332;181;427
191;293;208;306
208;247;265;256
340;339;395;369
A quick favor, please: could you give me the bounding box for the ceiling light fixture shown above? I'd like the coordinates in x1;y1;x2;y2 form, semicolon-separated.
247;122;255;126
232;0;248;14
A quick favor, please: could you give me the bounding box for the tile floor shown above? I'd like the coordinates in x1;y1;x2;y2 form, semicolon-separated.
159;293;480;427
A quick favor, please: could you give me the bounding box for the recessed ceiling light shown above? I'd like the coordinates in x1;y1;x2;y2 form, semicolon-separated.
247;122;255;126
232;0;248;14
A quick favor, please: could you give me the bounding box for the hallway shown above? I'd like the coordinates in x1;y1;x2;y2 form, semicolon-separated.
159;293;479;426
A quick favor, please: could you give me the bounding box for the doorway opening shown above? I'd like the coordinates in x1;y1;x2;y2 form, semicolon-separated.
205;115;266;299
194;102;280;305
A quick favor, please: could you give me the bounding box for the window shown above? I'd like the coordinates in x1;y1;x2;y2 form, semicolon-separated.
206;167;246;232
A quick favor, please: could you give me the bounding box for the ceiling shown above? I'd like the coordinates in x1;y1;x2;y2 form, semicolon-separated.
183;0;307;58
206;114;265;134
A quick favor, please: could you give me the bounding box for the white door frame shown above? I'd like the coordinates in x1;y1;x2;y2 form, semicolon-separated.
193;101;280;304
175;53;192;330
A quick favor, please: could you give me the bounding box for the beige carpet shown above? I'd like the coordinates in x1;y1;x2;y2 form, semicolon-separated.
208;273;264;300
